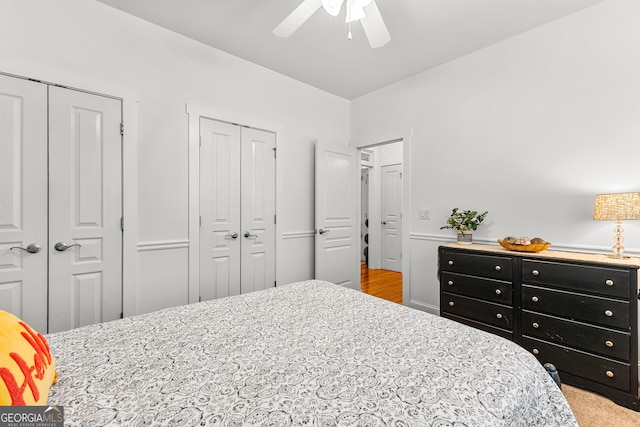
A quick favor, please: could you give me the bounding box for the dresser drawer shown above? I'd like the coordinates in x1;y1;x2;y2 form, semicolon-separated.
441;272;512;305
443;313;513;341
441;250;512;281
522;310;630;360
522;336;632;392
442;292;513;331
522;259;630;298
522;285;630;329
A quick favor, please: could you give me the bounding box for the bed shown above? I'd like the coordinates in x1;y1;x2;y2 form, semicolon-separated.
46;280;578;426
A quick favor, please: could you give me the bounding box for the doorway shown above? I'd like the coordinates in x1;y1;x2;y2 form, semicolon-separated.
358;141;403;303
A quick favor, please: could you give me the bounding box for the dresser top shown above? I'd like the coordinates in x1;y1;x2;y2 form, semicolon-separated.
441;243;640;269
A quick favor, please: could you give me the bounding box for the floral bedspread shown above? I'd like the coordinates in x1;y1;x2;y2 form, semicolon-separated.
47;280;577;426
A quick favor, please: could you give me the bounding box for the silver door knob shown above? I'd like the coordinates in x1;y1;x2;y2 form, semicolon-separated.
10;243;41;254
381;221;387;225
318;229;330;235
227;232;239;239
243;232;258;239
55;242;81;252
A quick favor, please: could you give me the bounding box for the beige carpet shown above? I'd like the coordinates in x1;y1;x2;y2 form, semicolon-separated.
562;384;640;426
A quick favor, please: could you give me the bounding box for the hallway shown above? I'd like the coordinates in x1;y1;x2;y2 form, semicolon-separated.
360;263;402;304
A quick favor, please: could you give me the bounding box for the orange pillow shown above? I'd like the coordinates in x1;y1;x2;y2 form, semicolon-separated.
0;310;57;406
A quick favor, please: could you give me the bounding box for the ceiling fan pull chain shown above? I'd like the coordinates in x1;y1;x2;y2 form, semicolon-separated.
348;21;352;40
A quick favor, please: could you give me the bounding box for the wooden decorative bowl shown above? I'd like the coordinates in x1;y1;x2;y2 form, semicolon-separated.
498;239;551;253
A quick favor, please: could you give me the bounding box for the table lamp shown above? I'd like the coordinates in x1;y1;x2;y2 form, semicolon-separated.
593;192;640;258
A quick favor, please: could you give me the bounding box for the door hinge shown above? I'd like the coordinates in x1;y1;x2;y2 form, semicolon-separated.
120;312;123;319
199;136;202;147
120;217;124;231
273;147;277;158
274;214;276;224
274;281;277;287
199;216;202;227
120;123;124;136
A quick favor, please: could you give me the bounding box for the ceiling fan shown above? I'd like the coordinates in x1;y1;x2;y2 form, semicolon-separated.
273;0;391;48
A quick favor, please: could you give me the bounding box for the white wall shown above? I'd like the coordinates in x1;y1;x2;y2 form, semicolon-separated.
0;0;349;314
350;0;640;312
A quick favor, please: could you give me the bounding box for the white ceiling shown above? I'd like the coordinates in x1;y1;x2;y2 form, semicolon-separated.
96;0;606;100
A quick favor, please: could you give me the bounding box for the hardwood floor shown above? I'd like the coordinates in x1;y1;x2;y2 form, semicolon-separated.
360;262;402;304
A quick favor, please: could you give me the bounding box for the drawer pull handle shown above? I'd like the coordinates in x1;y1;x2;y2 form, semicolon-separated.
605;279;614;286
447;280;454;286
495;289;502;295
532;270;539;276
604;310;613;317
496;313;503;319
606;370;614;378
495;265;501;271
605;340;614;348
531;296;539;303
532;322;539;329
449;301;455;307
532;348;539;355
448;260;454;266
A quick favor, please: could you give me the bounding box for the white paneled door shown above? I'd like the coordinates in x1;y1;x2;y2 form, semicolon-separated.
0;76;48;332
199;118;275;300
381;163;402;272
240;127;276;294
315;141;359;289
47;86;123;333
0;74;123;333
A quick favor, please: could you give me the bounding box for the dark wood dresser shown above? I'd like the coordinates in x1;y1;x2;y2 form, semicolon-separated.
439;244;640;411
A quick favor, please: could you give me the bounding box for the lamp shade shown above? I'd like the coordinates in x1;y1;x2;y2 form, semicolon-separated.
593;192;640;221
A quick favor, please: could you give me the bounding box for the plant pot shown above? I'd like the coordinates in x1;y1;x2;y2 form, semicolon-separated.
457;231;472;244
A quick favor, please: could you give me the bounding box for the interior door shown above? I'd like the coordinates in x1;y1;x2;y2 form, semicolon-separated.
47;86;123;333
0;75;48;332
315;141;359;289
381;163;402;272
199;118;242;300
240;126;276;294
199;118;276;299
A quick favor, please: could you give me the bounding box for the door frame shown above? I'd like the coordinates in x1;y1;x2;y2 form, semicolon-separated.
186;103;281;303
352;129;412;305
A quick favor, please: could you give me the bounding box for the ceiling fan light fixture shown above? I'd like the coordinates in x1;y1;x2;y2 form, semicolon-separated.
321;0;344;16
345;3;366;23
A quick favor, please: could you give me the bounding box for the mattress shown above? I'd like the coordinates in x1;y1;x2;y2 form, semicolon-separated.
46;280;577;426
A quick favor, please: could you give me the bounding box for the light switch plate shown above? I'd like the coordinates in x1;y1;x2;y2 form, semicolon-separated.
419;207;431;220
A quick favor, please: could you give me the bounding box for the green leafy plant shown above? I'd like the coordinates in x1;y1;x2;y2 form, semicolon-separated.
440;208;488;235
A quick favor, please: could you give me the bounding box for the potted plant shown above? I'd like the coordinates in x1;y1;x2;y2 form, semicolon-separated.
441;208;488;244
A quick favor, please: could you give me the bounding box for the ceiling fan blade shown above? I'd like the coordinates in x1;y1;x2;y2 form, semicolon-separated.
360;1;390;48
273;0;323;38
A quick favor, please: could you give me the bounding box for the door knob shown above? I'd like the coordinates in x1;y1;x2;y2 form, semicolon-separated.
243;232;258;239
10;244;41;254
318;229;330;235
381;221;387;225
227;232;239;239
55;242;81;252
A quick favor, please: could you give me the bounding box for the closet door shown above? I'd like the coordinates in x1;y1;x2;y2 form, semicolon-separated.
0;75;48;332
47;87;123;333
199;118;242;299
199;118;276;300
240;127;275;294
